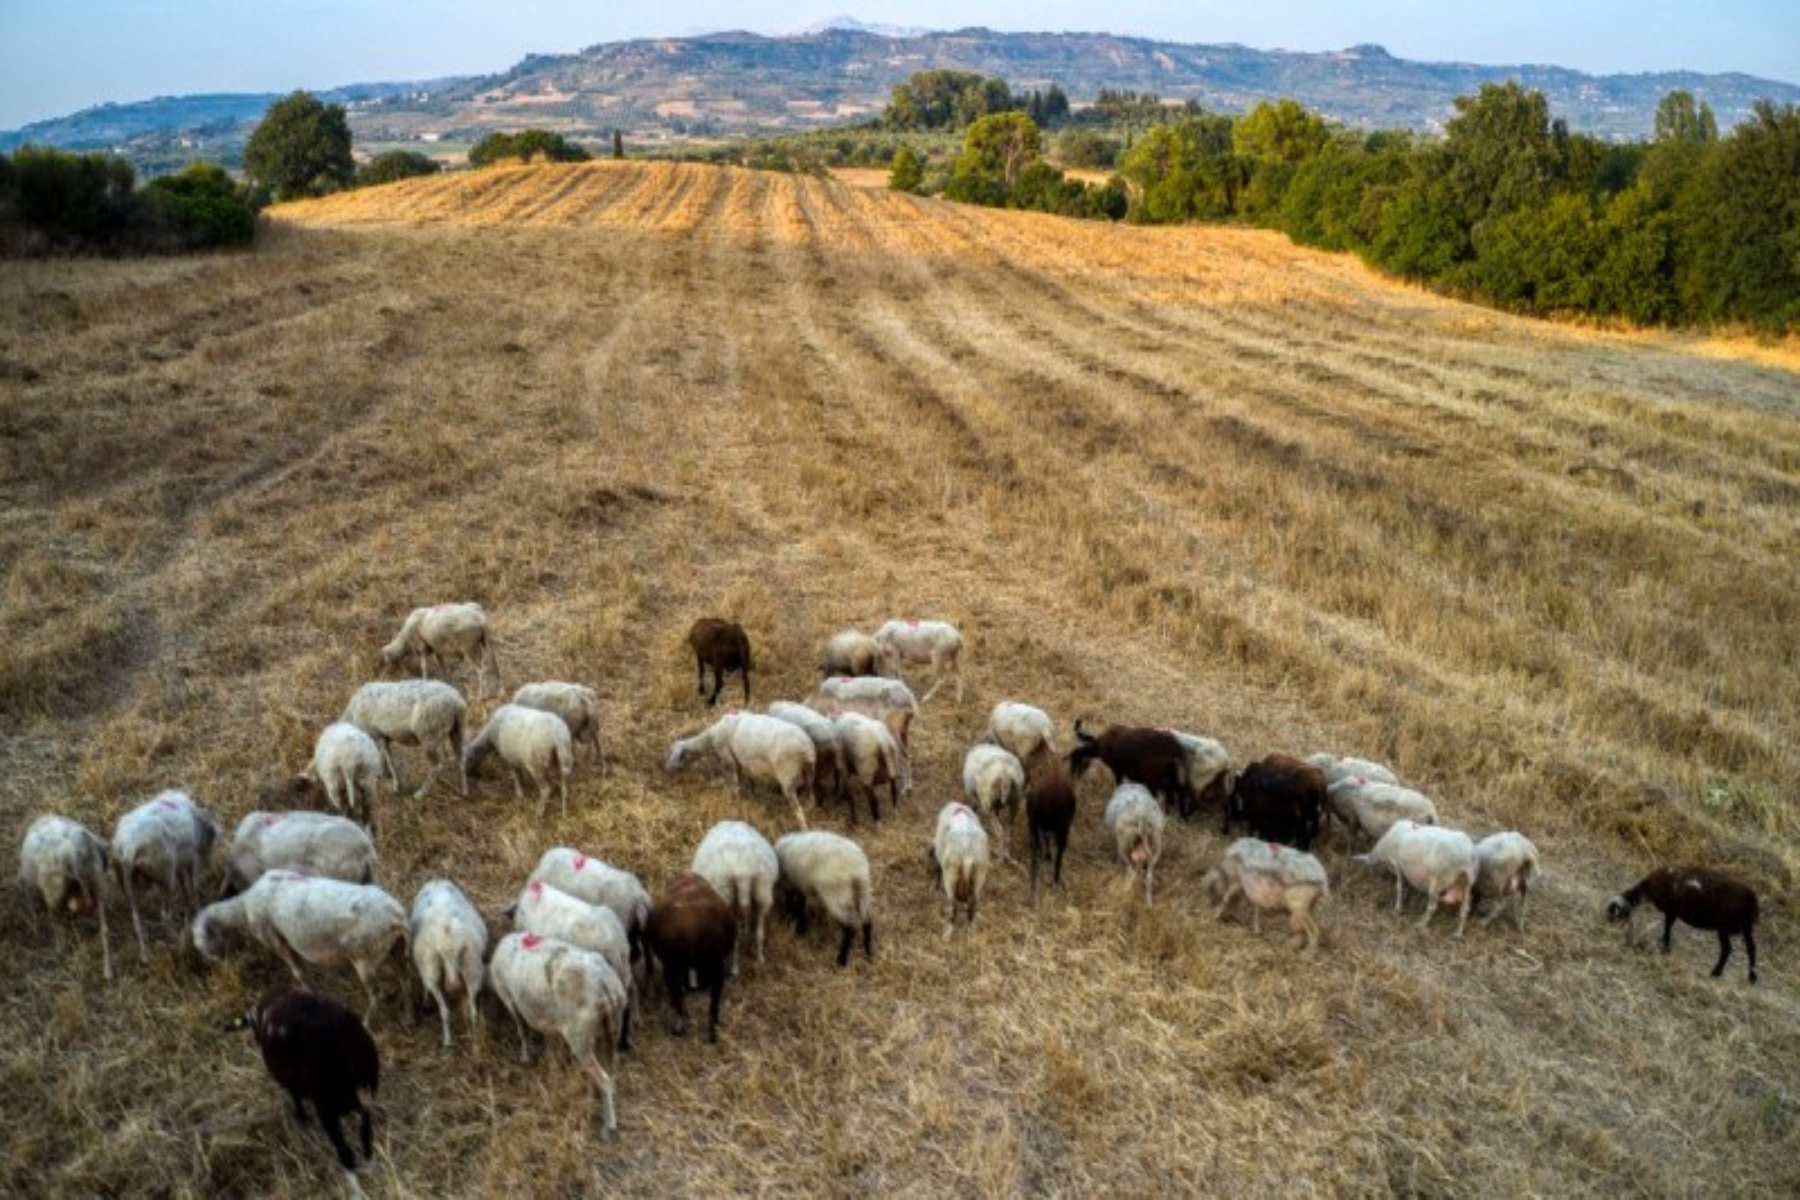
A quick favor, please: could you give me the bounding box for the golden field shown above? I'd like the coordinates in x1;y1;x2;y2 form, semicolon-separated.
3;159;1798;1195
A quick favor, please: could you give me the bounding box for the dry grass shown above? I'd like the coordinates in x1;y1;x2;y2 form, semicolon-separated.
3;160;1799;1195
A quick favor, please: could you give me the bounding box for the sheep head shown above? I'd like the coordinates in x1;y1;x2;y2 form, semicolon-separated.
1605;895;1635;922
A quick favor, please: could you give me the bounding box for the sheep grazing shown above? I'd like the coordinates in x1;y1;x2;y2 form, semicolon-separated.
340;679;468;799
773;830;874;967
962;744;1026;863
1326;778;1439;847
1104;783;1166;906
194;872;409;1021
985;701;1058;767
766;700;844;801
1607;866;1759;983
644;873;737;1042
1473;832;1541;933
818;629;883;678
110;790;223;962
408;879;488;1049
1202;839;1330;953
1305;752;1400;788
1067;720;1193;818
488;931;627;1135
222;811;378;897
1025;764;1077;906
831;712;903;825
807;676;919;791
691;820;779;975
1225;755;1328;852
1171;730;1233;816
307;723;384;830
18;814;114;982
511;681;604;763
381;600;502;697
236;984;380;1179
526;848;651;967
872;618;965;703
687;617;753;707
508;880;637;1048
463;703;574;819
929;803;991;937
1354;822;1478;937
665;712;817;831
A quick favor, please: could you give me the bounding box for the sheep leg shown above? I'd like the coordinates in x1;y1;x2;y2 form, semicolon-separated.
509;1006;532;1065
663;959;690;1037
1213;881;1241;922
1745;930;1758;984
377;739;403;795
1711;932;1734;978
836;922;855;968
703;965;725;1044
353;958;382;1026
558;768;569;820
510;767;526;802
1251;905;1262;935
942;894;957;940
1516;892;1529;933
319;1106;358;1171
1144;864;1154;908
580;1047;618;1137
1453;886;1471;939
123;873;149;964
96;893;113;983
754;896;768;968
787;783;809;833
1418;891;1438;932
1393;873;1406;915
695;655;707;698
1029;830;1042;906
424;978;452;1048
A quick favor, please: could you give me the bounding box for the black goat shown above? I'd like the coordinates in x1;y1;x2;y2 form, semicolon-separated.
234;984;379;1173
687;617;753;706
1607;866;1759;983
1066;719;1193;816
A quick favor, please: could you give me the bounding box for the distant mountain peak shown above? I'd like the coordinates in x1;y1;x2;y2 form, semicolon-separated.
797;15;932;38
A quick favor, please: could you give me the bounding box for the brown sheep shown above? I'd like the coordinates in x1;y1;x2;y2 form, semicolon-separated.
1607;866;1759;983
645;872;738;1041
687;618;753;707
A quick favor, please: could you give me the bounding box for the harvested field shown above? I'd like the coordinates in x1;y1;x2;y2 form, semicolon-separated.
3;159;1798;1195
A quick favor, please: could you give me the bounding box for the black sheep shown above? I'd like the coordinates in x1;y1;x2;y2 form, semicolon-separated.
236;984;380;1172
1225;754;1328;852
645;872;738;1041
1026;765;1077;904
687;617;753;706
1067;720;1194;817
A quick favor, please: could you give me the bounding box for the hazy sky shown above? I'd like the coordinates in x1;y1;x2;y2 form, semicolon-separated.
3;2;1796;130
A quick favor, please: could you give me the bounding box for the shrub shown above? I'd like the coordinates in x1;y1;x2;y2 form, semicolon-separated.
142;163;256;248
356;150;441;188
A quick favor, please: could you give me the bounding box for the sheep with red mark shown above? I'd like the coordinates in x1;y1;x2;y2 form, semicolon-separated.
381;601;502;697
1225;754;1327;852
1104;783;1165;906
18;814;114;982
340;679;468;799
235;984;380;1185
807;676;918;792
463;703;574;819
1026;764;1076;905
929;803;990;937
1473;832;1540;932
818;629;884;678
1607;866;1759;983
110;789;222;962
963;743;1026;863
1202;838;1330;953
1067;720;1193;818
873;618;964;703
831;712;903;825
687;617;753;707
644;873;737;1042
1354;822;1478;937
767;700;844;803
507;879;637;1047
488;931;628;1134
511;681;604;763
222;811;377;897
984;701;1058;767
306;723;384;830
408;879;487;1049
193;872;409;1021
667;711;818;830
691;820;778;974
1326;778;1438;847
526;848;651;969
773;830;874;967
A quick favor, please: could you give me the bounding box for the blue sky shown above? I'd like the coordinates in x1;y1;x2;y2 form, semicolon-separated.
3;2;1796;130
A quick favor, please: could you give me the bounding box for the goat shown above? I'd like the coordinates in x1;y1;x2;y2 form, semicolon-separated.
1067;719;1192;817
1607;866;1759;983
644;873;737;1042
234;984;379;1179
687;617;752;707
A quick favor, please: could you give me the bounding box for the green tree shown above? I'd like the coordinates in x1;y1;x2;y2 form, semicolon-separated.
1441;82;1559;227
953;112;1042;191
1233;99;1328;164
142;162;255;247
1678;100;1800;327
613;130;625;160
1056;128;1119;170
888;143;925;193
469;130;591;167
1654;91;1719;145
243;91;353;201
355;150;440;188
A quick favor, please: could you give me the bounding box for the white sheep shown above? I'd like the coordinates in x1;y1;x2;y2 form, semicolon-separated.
380;601;502;697
463;703;574;819
772;831;874;966
807;676;918;791
526;848;651;964
872;618;965;703
929;803;990;938
1104;783;1165;906
1172;730;1233;809
691;820;779;974
1326;778;1439;846
1305;753;1400;788
831;712;903;824
18;814;114;982
766;700;843;801
193;872;408;1020
409;879;488;1049
984;701;1057;765
1201;838;1330;952
307;723;384;829
1354;822;1478;937
109;790;222;962
511;681;604;763
508;879;638;1046
222;811;378;896
962;743;1026;863
665;712;817;831
340;679;469;799
1473;832;1541;932
489;931;627;1136
818;629;884;678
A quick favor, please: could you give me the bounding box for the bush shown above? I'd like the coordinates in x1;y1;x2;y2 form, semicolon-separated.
1056;129;1119;170
888;144;924;193
2;144;136;244
469;130;591;167
356;150;441;188
142;163;256;249
0;148;255;255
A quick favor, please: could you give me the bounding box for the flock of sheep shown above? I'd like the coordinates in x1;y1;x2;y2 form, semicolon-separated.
14;601;1766;1192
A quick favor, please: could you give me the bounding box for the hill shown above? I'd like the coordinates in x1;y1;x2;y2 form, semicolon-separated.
6;27;1798;172
1;162;1797;1194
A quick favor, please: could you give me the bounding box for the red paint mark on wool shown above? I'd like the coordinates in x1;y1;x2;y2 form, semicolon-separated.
574;855;587;870
522;933;543;950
